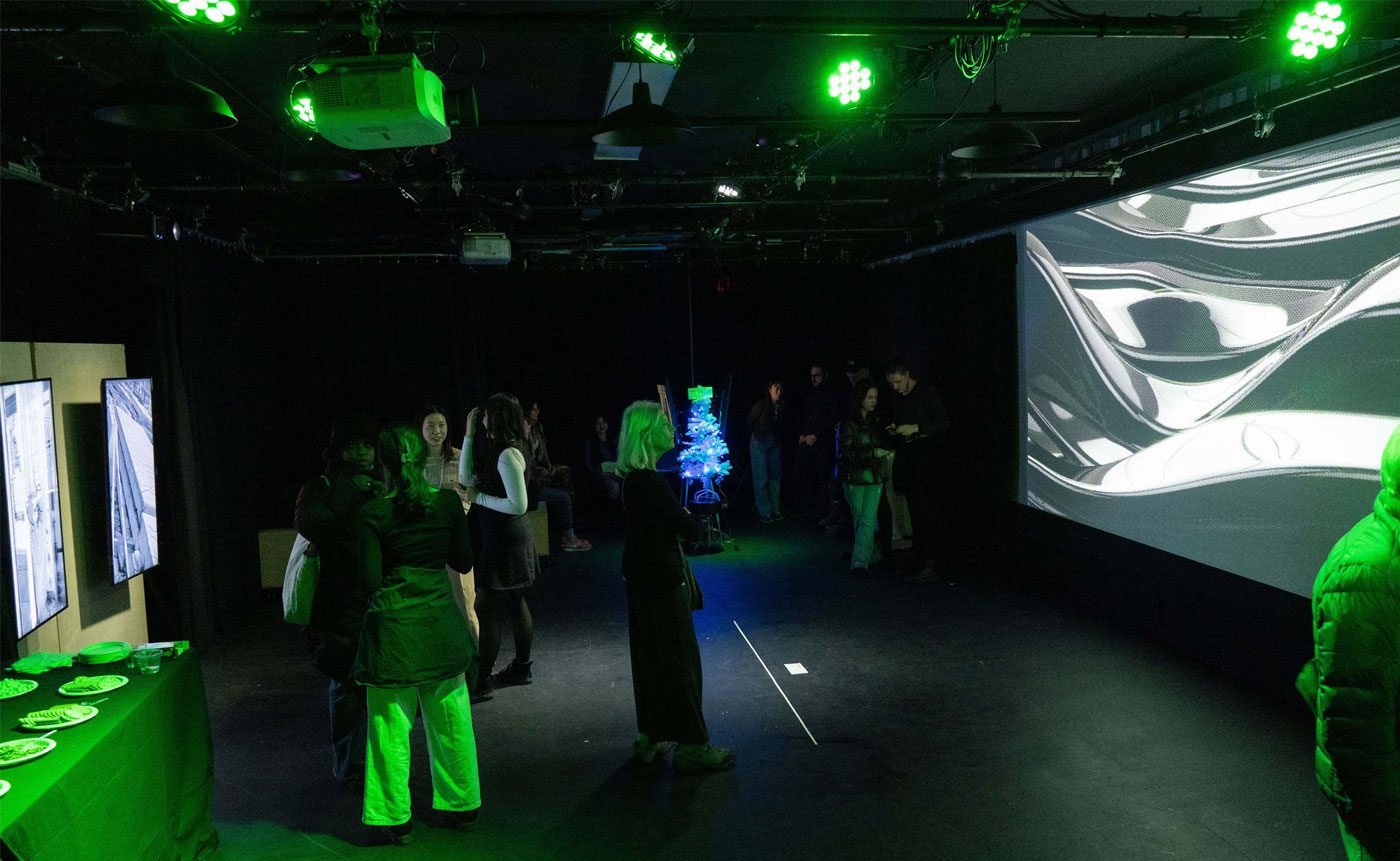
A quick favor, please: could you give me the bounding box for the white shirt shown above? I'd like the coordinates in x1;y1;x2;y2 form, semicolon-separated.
459;435;529;516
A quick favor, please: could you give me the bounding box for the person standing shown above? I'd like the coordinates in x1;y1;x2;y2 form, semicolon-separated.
355;425;482;846
1297;422;1400;860
793;364;841;519
418;405;479;645
617;400;735;773
883;360;950;582
460;394;539;702
747;381;787;523
294;414;383;788
840;380;893;576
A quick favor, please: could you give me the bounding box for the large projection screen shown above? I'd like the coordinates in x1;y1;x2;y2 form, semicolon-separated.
2;379;69;638
1019;118;1400;597
104;377;157;583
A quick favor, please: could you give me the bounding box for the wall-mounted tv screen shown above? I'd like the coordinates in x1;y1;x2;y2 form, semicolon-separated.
1;379;69;639
1019;117;1400;597
104;377;157;583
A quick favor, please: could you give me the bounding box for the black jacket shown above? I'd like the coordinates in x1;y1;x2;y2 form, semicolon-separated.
295;464;380;682
747;397;788;443
797;384;842;442
621;469;703;594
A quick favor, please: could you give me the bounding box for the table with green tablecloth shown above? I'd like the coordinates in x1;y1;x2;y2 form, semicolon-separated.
0;650;217;860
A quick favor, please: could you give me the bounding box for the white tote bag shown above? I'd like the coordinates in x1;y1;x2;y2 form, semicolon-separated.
282;534;319;624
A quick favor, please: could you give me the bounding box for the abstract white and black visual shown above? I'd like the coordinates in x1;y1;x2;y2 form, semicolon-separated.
2;380;68;638
105;377;157;583
1019;117;1400;596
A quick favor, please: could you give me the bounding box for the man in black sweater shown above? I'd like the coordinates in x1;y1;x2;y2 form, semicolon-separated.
793;363;842;519
884;360;950;582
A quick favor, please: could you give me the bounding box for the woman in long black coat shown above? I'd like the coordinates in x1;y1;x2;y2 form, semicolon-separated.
616;400;735;772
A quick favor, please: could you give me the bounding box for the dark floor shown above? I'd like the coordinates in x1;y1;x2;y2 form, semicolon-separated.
202;516;1341;860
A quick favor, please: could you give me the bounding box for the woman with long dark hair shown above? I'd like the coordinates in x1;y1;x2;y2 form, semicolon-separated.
840;379;892;576
617;400;735;773
355;425;480;845
459;393;539;702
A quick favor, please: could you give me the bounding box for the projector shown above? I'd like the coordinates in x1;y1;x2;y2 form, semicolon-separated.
309;53;449;150
460;233;511;266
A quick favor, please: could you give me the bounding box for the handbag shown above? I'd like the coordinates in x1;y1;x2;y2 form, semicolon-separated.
282;533;319;624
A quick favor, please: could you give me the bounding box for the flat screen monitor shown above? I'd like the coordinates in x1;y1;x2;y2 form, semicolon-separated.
1018;117;1400;597
1;379;69;639
103;377;157;583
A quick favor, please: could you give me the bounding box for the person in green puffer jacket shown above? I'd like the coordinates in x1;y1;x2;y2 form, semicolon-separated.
1297;421;1400;860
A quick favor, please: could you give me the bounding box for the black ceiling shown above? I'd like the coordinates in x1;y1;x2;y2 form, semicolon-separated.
2;1;1397;266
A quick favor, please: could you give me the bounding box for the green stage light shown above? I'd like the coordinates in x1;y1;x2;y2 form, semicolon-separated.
155;0;240;28
826;59;872;105
1287;2;1347;60
633;32;680;65
289;81;316;129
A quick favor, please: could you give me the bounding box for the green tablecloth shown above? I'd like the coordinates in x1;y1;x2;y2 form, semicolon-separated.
0;651;217;860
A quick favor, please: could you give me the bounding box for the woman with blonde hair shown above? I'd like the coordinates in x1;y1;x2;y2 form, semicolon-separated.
617;400;735;773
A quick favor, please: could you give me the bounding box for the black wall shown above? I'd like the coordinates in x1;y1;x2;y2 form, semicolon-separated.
1;186;1312;700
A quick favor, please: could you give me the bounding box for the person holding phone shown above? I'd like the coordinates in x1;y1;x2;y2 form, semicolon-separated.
883;360;950;582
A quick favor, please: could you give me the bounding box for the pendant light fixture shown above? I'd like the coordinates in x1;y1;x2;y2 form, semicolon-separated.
950;58;1039;160
591;64;693;147
93;46;237;131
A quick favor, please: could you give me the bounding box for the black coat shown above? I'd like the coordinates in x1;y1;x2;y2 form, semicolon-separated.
621;469;703;594
295;466;379;683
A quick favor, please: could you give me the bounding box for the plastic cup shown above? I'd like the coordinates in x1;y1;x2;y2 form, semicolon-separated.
133;648;163;675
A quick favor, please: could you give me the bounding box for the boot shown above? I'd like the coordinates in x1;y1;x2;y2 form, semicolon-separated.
470;672;494;703
494;659;533;687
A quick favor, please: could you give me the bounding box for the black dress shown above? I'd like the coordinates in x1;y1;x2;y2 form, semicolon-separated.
621;469;708;744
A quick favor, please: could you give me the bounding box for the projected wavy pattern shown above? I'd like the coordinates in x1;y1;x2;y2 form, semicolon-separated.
1021;119;1400;596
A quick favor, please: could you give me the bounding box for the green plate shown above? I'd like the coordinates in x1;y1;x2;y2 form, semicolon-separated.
57;675;130;697
0;737;56;768
18;704;98;731
0;679;38;700
76;641;132;665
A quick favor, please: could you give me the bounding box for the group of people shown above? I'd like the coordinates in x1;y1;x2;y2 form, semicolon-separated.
293;396;732;845
748;358;949;582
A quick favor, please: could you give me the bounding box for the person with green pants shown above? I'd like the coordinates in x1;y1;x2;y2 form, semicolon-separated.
1297;422;1400;860
355;425;482;846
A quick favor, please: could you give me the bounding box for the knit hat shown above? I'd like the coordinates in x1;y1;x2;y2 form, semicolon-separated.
322;414;378;463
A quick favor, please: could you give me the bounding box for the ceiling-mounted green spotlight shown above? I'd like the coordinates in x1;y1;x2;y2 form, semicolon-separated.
633;32;680;64
1286;2;1347;60
826;59;872;105
288;80;316;130
153;0;241;28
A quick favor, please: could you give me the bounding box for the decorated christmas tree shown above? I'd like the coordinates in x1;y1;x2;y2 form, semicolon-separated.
679;385;730;499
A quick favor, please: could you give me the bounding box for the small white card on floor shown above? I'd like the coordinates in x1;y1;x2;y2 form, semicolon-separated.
784;663;808;675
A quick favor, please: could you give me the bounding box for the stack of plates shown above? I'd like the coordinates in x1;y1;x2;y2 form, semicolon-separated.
76;641;132;665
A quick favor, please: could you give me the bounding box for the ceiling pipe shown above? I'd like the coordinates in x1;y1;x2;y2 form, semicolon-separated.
7;9;1373;38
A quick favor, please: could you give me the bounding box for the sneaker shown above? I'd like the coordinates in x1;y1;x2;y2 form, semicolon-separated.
633;732;675;764
758;513;775;524
850;567;869;577
818;511;840;527
561;537;592;552
892;538;913;551
447;809;479;833
494;659;532;687
384;822;414;845
673;743;736;773
470;673;494;703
